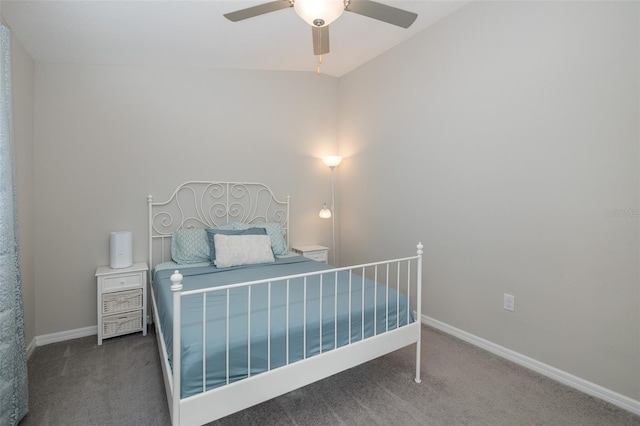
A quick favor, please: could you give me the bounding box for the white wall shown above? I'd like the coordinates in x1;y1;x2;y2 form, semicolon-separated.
10;26;35;346
338;1;639;400
34;65;340;335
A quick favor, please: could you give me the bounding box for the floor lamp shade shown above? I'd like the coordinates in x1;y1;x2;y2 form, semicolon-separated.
110;231;133;269
319;202;332;218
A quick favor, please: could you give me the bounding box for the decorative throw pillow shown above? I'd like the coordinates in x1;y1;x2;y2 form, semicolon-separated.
232;222;288;256
213;234;275;268
170;228;211;264
205;227;268;265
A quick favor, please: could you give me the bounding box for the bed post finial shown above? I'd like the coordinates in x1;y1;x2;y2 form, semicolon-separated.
148;194;153;203
416;242;423;256
171;270;183;291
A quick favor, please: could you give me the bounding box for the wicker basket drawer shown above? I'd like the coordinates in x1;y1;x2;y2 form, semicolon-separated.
102;289;143;315
102;310;142;338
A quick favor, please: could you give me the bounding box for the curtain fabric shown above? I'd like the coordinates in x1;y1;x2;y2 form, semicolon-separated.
0;24;29;426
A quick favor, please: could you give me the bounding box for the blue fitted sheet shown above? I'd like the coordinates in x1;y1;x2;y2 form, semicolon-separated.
153;256;414;398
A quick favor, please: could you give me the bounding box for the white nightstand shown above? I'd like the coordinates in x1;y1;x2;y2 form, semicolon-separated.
292;245;329;264
95;262;148;345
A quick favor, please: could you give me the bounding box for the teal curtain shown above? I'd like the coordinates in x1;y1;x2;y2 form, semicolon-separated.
0;24;29;425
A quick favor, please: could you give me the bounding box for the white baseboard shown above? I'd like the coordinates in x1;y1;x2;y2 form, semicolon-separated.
422;315;640;416
34;325;97;347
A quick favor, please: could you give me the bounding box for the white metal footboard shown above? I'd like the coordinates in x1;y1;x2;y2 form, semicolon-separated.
166;244;423;426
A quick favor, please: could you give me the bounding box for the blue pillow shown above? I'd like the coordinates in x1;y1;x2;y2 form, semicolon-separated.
171;229;210;264
205;227;268;265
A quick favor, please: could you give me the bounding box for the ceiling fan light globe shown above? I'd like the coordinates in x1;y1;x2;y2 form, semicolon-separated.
294;0;344;27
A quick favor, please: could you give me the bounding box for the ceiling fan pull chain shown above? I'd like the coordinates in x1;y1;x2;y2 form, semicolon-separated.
316;33;323;75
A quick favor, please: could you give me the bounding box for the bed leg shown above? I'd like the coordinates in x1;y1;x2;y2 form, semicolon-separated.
414;242;423;384
414;341;422;384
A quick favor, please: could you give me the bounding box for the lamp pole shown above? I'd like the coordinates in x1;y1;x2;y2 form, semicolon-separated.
322;155;342;265
330;165;336;266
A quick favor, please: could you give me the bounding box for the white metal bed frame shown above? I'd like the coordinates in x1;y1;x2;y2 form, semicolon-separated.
148;181;423;426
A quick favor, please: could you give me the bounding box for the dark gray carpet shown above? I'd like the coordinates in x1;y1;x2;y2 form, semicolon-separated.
19;325;640;426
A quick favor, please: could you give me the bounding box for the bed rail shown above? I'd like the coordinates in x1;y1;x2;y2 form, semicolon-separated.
167;243;423;426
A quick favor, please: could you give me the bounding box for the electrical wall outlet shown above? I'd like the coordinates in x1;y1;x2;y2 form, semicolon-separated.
504;294;515;312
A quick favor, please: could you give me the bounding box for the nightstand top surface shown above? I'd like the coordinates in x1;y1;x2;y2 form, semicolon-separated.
96;262;149;276
292;245;329;252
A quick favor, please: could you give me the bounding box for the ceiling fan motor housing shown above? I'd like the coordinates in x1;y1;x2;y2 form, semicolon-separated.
294;0;345;27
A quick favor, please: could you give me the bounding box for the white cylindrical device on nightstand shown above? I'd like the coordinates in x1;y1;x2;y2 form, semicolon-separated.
110;231;133;269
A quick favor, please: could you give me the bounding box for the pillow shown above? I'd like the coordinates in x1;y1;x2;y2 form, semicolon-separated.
232;222;288;256
205;227;267;264
171;228;210;264
213;234;275;268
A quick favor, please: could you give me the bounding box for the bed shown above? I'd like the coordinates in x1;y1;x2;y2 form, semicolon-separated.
148;181;423;425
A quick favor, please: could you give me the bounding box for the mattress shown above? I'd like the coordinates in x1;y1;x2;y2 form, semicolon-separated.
153;256;414;398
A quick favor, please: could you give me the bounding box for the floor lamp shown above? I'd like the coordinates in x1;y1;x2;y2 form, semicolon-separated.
319;155;341;265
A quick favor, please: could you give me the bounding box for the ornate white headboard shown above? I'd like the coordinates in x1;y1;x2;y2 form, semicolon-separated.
148;181;290;269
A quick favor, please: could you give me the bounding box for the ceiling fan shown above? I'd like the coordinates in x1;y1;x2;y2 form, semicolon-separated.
224;0;418;58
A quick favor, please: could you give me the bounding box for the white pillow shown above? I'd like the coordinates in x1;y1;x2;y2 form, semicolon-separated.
213;234;275;268
231;222;288;256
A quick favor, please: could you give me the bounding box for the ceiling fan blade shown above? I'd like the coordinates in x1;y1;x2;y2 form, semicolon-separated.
345;0;418;28
312;26;330;56
224;1;292;22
